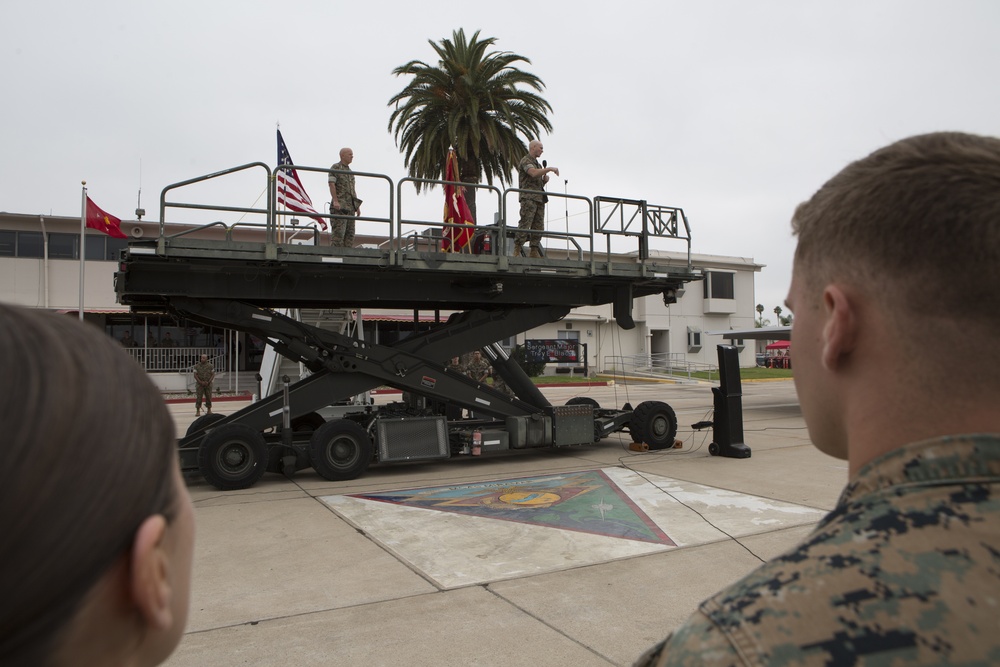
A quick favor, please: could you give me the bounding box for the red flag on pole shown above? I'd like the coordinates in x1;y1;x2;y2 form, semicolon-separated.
85;196;127;239
442;149;475;252
276;129;327;230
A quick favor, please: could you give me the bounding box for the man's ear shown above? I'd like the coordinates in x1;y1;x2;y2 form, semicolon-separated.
129;515;173;630
820;284;859;371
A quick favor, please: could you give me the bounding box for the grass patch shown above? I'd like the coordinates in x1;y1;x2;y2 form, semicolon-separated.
532;375;600;385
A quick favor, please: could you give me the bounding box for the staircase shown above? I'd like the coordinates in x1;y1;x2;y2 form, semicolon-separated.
258;308;357;399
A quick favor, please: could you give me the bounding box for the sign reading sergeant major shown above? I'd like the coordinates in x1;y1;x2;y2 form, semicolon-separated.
525;339;579;363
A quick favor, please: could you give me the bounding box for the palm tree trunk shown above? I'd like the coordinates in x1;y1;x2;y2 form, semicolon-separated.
459;157;480;224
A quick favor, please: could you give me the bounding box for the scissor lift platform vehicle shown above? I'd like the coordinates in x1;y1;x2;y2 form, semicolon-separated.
116;161;703;489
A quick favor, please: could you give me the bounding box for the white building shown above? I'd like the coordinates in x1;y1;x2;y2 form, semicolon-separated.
0;211;764;378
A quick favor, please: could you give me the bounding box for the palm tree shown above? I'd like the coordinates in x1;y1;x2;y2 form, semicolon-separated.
755;304;764;327
773;305;783;323
388;28;553;222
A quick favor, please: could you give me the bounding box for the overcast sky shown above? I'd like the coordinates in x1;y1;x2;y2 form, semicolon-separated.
3;1;998;313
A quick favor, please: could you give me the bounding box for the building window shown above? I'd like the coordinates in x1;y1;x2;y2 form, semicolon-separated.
703;271;735;299
85;235;106;260
17;231;43;258
48;233;78;259
0;231;14;257
687;327;702;352
106;237;128;260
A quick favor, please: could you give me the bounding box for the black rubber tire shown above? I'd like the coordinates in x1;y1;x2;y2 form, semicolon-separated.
186;412;226;437
709;442;720;457
198;424;269;490
290;412;326;433
308;420;373;481
630;401;678;450
566;396;600;410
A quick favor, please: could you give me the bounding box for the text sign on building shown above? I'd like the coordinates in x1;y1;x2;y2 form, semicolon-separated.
525;339;579;363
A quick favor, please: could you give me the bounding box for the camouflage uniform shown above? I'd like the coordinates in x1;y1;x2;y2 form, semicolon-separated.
447;359;466;375
491;374;515;397
465;357;491;383
635;435;1000;667
516;154;545;253
329;161;362;247
193;359;215;413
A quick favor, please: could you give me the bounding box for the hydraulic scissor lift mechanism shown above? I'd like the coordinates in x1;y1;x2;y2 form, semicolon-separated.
161;298;680;489
114;161;720;490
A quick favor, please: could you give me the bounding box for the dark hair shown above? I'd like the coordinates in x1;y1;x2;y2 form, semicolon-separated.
0;304;177;665
792;132;1000;331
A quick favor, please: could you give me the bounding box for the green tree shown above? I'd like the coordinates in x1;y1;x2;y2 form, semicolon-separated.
388;28;553;222
773;305;783;322
755;303;764;326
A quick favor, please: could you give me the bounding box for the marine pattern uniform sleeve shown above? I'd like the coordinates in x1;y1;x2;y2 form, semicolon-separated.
633;613;748;667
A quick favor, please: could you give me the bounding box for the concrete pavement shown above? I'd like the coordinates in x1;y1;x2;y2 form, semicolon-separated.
164;380;846;667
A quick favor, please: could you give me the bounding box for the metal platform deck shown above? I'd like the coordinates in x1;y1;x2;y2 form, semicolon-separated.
114;162;699;328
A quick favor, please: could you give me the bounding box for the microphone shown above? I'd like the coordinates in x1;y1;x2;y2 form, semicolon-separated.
543;160;547;168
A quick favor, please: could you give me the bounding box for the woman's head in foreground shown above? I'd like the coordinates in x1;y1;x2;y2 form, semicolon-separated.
0;304;193;667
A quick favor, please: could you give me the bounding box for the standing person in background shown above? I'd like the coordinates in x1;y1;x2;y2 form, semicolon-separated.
465;350;491;383
329;147;363;248
193;353;215;417
447;356;465;375
635;132;1000;666
515;140;558;258
0;303;194;667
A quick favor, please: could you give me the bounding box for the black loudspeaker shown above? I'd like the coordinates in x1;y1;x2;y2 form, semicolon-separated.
709;345;751;459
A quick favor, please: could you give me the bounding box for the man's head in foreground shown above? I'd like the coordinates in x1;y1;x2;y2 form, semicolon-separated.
786;131;1000;474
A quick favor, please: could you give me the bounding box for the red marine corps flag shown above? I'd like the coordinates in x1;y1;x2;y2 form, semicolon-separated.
442;149;475;252
84;195;127;239
276;129;327;230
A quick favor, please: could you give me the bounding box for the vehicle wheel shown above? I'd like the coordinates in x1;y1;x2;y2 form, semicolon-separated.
198;424;269;490
186;412;226;437
709;442;720;456
566;396;600;410
630;401;678;451
309;420;373;481
291;411;326;433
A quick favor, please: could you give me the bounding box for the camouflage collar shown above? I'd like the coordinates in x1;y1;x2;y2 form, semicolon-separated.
840;434;1000;504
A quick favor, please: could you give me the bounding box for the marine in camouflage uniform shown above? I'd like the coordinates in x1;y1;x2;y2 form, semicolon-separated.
515;140;558;258
192;354;215;416
490;374;515;397
635;435;1000;666
465;351;491;383
635;132;1000;666
328;147;362;248
447;356;465;375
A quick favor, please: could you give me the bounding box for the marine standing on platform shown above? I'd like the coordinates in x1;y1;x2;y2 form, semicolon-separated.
447;356;465;375
515;140;558;258
193;353;215;417
465;351;491;383
329;147;363;248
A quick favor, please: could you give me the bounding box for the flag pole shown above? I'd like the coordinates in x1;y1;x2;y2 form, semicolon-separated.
79;182;86;321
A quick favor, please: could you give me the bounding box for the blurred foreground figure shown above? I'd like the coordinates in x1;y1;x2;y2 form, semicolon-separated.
636;132;1000;666
0;303;194;667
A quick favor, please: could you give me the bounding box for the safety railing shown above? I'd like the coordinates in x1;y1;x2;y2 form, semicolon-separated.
603;352;717;381
152;163;694;272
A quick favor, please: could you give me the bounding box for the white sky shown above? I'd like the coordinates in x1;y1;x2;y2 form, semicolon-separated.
2;0;998;313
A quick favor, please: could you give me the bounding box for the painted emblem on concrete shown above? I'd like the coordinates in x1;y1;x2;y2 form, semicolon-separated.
322;467;827;588
350;470;676;545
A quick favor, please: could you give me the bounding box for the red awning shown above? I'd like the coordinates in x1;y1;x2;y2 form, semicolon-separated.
765;340;790;350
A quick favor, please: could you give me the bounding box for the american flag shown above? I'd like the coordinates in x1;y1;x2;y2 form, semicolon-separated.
276;129;326;230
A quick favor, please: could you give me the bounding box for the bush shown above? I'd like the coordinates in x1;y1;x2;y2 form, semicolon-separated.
510;345;547;377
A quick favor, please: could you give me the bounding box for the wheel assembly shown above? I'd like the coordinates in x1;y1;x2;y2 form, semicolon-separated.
198;424;269;490
308;419;374;481
629;401;678;450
